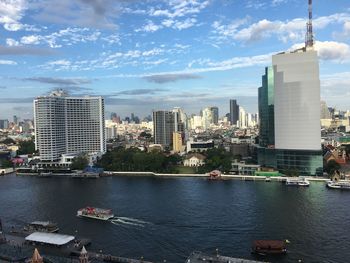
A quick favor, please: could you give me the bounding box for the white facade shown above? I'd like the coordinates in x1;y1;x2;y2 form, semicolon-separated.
34;91;106;162
273;50;321;150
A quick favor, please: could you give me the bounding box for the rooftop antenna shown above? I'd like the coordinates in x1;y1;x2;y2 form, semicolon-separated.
305;0;314;49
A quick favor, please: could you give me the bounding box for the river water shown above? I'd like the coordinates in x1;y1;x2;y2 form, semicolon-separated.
0;175;349;262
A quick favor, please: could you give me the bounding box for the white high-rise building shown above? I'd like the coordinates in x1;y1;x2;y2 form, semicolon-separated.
273;49;321;151
238;106;246;128
34;90;106;162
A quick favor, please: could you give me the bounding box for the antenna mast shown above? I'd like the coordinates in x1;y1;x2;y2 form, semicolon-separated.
305;0;314;49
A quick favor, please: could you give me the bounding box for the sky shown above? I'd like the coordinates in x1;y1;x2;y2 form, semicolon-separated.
0;0;350;120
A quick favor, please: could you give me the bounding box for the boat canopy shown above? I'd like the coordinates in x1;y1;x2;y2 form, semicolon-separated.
253;240;285;249
25;232;75;246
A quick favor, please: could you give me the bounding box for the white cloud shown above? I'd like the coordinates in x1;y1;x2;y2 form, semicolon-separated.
18;27;102;48
173;18;197;30
21;35;40;45
212;13;350;44
150;0;209;19
6;38;19;46
0;0;26;31
0;59;17;65
136;20;162;32
291;41;350;62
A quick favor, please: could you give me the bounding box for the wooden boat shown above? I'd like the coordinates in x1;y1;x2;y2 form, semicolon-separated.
252;240;287;255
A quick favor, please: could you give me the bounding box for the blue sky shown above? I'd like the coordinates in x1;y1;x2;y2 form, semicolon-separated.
0;0;349;120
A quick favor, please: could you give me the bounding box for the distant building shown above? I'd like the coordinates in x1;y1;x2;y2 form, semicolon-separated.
153;110;175;147
201;106;218;129
230;99;239;126
0;119;9;129
13;115;18;125
186;139;214;153
184;153;205;167
34;90;106;163
173;132;183;153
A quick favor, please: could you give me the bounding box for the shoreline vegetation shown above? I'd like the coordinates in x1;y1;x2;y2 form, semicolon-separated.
96;147;233;174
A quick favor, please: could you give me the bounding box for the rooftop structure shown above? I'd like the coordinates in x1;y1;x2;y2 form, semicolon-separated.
25;232;75;246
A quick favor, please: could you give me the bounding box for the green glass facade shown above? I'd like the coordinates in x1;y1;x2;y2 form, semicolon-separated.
276;149;323;176
258;67;274;147
257;66;323;176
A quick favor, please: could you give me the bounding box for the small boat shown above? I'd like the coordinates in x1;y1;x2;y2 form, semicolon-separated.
77;207;114;221
285;178;310;187
23;221;59;233
252;240;287;255
326;180;350;190
265;177;271;182
208;170;222;180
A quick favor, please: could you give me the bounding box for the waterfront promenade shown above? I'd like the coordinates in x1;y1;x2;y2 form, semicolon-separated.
105;171;330;182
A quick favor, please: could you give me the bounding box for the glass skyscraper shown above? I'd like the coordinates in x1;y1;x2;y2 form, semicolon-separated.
258;49;323;176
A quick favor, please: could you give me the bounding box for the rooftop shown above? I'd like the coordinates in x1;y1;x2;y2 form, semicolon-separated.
25;232;75;246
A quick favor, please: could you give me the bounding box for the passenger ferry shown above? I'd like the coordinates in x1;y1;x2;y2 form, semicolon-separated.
285;178;310;187
326;180;350;190
77;207;114;221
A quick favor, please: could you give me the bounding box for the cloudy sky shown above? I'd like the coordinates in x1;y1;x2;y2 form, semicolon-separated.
0;0;349;120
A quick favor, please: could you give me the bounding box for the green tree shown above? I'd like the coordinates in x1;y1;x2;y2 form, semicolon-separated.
325;160;341;177
1;138;15;145
71;154;89;170
17;140;36;155
0;159;13;168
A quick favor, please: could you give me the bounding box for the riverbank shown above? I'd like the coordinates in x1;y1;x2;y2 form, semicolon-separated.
106;171;330;182
13;170;331;183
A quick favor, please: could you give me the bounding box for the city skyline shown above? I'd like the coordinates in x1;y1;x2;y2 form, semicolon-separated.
0;0;349;119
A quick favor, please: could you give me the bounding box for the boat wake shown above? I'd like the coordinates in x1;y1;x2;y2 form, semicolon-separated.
110;217;151;227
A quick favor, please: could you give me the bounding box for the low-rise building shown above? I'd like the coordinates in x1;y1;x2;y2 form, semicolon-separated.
184;153;206;167
231;161;260;175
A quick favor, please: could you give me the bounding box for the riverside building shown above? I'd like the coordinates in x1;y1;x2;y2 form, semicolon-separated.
257;0;322;176
34;90;106;165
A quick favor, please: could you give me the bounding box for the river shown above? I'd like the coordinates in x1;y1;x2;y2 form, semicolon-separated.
0;175;349;262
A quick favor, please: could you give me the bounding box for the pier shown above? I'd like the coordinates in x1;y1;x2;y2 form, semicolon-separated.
186;251;268;263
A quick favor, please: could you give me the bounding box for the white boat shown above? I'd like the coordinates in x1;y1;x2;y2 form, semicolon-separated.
285;178;310;187
326;180;350;190
77;207;114;221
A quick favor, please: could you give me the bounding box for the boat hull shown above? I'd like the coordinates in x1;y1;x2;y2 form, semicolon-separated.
77;214;114;221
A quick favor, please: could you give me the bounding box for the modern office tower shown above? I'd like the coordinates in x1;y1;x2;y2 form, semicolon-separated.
258;47;322;175
258;67;275;147
229;99;239;126
173;107;188;130
257;0;322;176
13;115;18;125
201;106;219;129
34;90;106;162
173;132;183;153
153;110;175;146
189;115;202;130
211;107;219;125
0;120;9;129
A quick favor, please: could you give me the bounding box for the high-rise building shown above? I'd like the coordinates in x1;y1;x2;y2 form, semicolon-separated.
34;90;105;162
320;101;331;119
0;119;9;130
258;67;275;147
258;49;322;176
13;115;18;125
257;0;322;176
201;106;219;129
172;132;183;153
229;100;239;126
153;110;175;146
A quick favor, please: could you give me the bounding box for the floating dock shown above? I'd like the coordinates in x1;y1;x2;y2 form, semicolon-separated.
186;251;269;263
